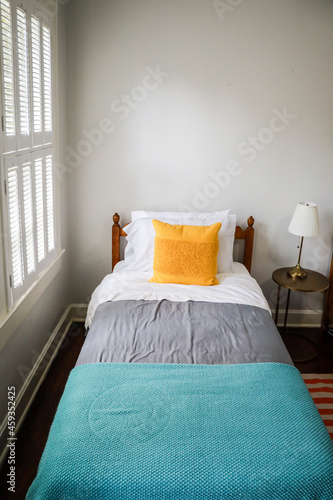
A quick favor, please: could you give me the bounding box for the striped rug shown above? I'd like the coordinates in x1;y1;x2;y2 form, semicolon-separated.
302;374;333;440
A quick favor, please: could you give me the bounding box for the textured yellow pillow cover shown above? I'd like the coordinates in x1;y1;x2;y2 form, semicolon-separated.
149;220;221;286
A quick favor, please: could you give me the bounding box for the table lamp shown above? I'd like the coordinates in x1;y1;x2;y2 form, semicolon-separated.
288;202;320;279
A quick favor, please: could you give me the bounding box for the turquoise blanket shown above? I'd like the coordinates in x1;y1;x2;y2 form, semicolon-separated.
27;362;333;499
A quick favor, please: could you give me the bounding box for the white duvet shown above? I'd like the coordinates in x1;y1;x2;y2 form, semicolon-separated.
85;263;271;328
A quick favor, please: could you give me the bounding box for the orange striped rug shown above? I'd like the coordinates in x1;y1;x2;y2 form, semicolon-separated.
302;374;333;440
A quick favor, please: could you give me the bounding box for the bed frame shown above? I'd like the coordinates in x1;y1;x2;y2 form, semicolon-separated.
112;213;255;273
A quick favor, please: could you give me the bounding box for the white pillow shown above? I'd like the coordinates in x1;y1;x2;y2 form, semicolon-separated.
122;213;236;274
132;209;231;221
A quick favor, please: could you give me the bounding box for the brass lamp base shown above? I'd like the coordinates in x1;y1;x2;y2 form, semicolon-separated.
288;264;308;279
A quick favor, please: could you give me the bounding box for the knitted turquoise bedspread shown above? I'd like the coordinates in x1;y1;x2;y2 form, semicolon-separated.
27;362;333;499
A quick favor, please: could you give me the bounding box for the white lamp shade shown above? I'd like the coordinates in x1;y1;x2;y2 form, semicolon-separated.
288;202;320;237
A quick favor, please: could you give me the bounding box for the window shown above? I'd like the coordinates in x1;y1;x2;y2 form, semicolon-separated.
0;0;57;308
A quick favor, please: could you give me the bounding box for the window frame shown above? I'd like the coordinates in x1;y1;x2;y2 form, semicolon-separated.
0;0;59;311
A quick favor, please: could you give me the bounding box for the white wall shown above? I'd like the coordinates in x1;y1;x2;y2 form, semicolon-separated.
65;0;333;315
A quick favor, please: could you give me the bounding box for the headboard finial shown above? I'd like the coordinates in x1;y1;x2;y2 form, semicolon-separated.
113;213;120;227
247;216;254;229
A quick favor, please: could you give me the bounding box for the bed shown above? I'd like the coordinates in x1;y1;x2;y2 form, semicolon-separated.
27;210;333;499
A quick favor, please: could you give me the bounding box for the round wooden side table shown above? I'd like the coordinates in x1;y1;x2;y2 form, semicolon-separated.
272;267;330;362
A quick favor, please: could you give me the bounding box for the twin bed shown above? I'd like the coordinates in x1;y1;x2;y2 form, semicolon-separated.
27;210;333;499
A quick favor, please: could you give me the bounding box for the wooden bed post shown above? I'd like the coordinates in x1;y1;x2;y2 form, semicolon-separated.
112;213;128;271
243;216;254;274
112;213;121;271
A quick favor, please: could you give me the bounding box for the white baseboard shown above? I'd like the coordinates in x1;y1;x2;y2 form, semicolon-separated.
271;308;323;328
0;303;87;468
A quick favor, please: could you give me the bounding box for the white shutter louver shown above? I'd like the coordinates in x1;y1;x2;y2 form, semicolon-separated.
7;165;24;289
17;7;30;141
22;162;36;275
35;157;45;263
43;25;52;135
31;15;42;137
0;0;16;150
45;154;54;252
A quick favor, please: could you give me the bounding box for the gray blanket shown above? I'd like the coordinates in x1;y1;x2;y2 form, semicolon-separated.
77;300;293;366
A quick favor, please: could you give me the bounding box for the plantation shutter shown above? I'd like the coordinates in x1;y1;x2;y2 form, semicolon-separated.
31;14;42;145
22;160;36;276
0;0;16;152
5;151;56;303
34;155;45;263
1;0;57;308
43;24;52;142
6;160;24;297
16;6;31;149
45;154;55;252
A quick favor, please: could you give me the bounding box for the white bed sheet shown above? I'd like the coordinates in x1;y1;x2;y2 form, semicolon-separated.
85;263;271;328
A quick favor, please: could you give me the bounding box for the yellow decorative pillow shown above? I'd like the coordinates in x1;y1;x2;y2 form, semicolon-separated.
149;220;221;286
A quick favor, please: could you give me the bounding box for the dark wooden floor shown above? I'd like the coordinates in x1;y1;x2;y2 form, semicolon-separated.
0;323;332;499
280;327;333;373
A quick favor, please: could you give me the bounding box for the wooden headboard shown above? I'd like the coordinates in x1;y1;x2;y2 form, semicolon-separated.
112;213;255;273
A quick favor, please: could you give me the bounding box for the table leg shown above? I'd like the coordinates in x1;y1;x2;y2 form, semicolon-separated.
284;289;291;332
320;289;329;334
275;285;281;325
